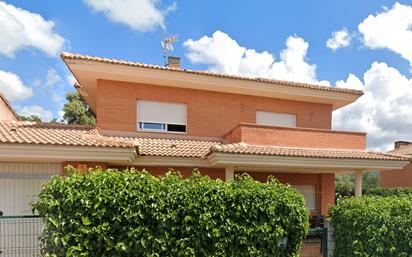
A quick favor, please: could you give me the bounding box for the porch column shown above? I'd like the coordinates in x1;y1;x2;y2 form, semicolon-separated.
225;166;234;181
354;170;363;197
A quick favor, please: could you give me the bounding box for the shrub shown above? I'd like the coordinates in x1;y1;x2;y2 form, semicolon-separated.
329;196;412;257
34;167;309;257
365;187;412;197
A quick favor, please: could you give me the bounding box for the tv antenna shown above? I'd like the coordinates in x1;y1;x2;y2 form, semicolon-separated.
161;31;178;66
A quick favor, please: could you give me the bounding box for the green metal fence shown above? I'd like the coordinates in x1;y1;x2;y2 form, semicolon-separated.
0;215;328;257
0;215;42;257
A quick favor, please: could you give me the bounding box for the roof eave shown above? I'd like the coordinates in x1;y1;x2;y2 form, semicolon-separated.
61;53;363;111
206;152;410;172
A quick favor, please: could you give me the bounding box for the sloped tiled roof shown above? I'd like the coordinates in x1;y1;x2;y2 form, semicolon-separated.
211;143;409;161
113;137;220;158
0;121;408;161
388;145;412;156
0;121;133;148
61;52;363;96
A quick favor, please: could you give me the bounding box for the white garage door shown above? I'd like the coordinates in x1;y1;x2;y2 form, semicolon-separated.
0;163;61;216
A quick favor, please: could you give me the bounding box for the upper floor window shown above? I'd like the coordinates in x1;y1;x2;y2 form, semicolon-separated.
137;100;187;133
256;111;296;127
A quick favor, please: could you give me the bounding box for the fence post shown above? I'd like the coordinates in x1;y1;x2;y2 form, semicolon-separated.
324;219;335;257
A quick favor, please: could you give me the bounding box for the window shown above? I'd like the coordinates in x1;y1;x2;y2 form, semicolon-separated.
256;111;296;127
293;185;316;211
137;100;187;133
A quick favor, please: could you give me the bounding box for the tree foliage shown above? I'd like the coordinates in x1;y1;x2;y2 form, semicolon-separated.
34;167;309;257
330;196;412;257
335;172;380;199
63;92;95;125
18;114;42;122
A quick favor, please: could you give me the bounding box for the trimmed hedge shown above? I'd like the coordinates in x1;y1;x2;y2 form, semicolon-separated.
329;196;412;257
34;167;309;257
365;187;412;197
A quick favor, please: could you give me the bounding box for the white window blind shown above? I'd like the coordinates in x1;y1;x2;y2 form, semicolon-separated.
256;111;296;127
293;185;316;211
137;100;187;125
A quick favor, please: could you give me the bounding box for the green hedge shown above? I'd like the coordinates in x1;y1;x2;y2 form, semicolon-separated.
329;196;412;257
34;167;309;257
365;187;412;197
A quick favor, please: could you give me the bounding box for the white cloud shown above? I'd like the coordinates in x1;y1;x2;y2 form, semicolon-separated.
184;31;325;85
84;0;176;32
44;68;63;89
0;1;64;57
333;62;412;150
17;105;53;122
0;70;33;101
33;67;65;104
326;28;352;51
66;74;77;86
336;73;363;90
358;3;412;68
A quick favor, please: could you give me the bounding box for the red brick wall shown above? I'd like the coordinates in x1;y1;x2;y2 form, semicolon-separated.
96;80;333;137
226;124;366;150
381;161;412;188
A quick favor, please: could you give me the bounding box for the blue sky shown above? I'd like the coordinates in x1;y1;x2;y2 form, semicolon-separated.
1;0;412;150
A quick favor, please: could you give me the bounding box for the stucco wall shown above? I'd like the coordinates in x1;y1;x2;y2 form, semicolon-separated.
96;80;333;137
381;161;412;188
0;99;17;121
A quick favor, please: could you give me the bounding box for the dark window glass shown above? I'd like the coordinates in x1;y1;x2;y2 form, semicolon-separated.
167;124;186;132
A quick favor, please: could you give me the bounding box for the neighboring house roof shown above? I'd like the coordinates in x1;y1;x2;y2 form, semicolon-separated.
0;121;406;161
388;145;412;156
0;121;132;148
61;52;363;96
0;92;18;120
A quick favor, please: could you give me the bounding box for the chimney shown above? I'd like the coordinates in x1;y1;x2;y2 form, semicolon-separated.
167;56;181;69
394;141;412;150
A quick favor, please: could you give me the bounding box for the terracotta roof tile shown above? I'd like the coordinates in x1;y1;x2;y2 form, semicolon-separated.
210;143;409;161
61;52;363;96
112;136;219;158
0;121;407;161
388;145;412;156
0;121;133;148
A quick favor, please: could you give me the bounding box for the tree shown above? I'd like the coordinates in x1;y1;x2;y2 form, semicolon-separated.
62;92;96;125
18;115;42;122
335;172;380;199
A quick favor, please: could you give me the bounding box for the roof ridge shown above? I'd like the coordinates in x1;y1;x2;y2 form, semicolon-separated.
61;52;364;96
217;142;371;152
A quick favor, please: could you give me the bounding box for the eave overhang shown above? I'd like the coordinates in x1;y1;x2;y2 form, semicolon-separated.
62;56;362;112
206;152;410;173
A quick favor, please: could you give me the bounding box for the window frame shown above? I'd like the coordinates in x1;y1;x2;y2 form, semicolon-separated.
255;110;297;127
136;100;188;134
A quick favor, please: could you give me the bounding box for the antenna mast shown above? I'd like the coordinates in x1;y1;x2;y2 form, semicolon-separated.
161;31;178;66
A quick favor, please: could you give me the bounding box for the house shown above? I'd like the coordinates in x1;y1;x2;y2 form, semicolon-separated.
381;141;412;188
0;52;409;217
0;92;18;121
